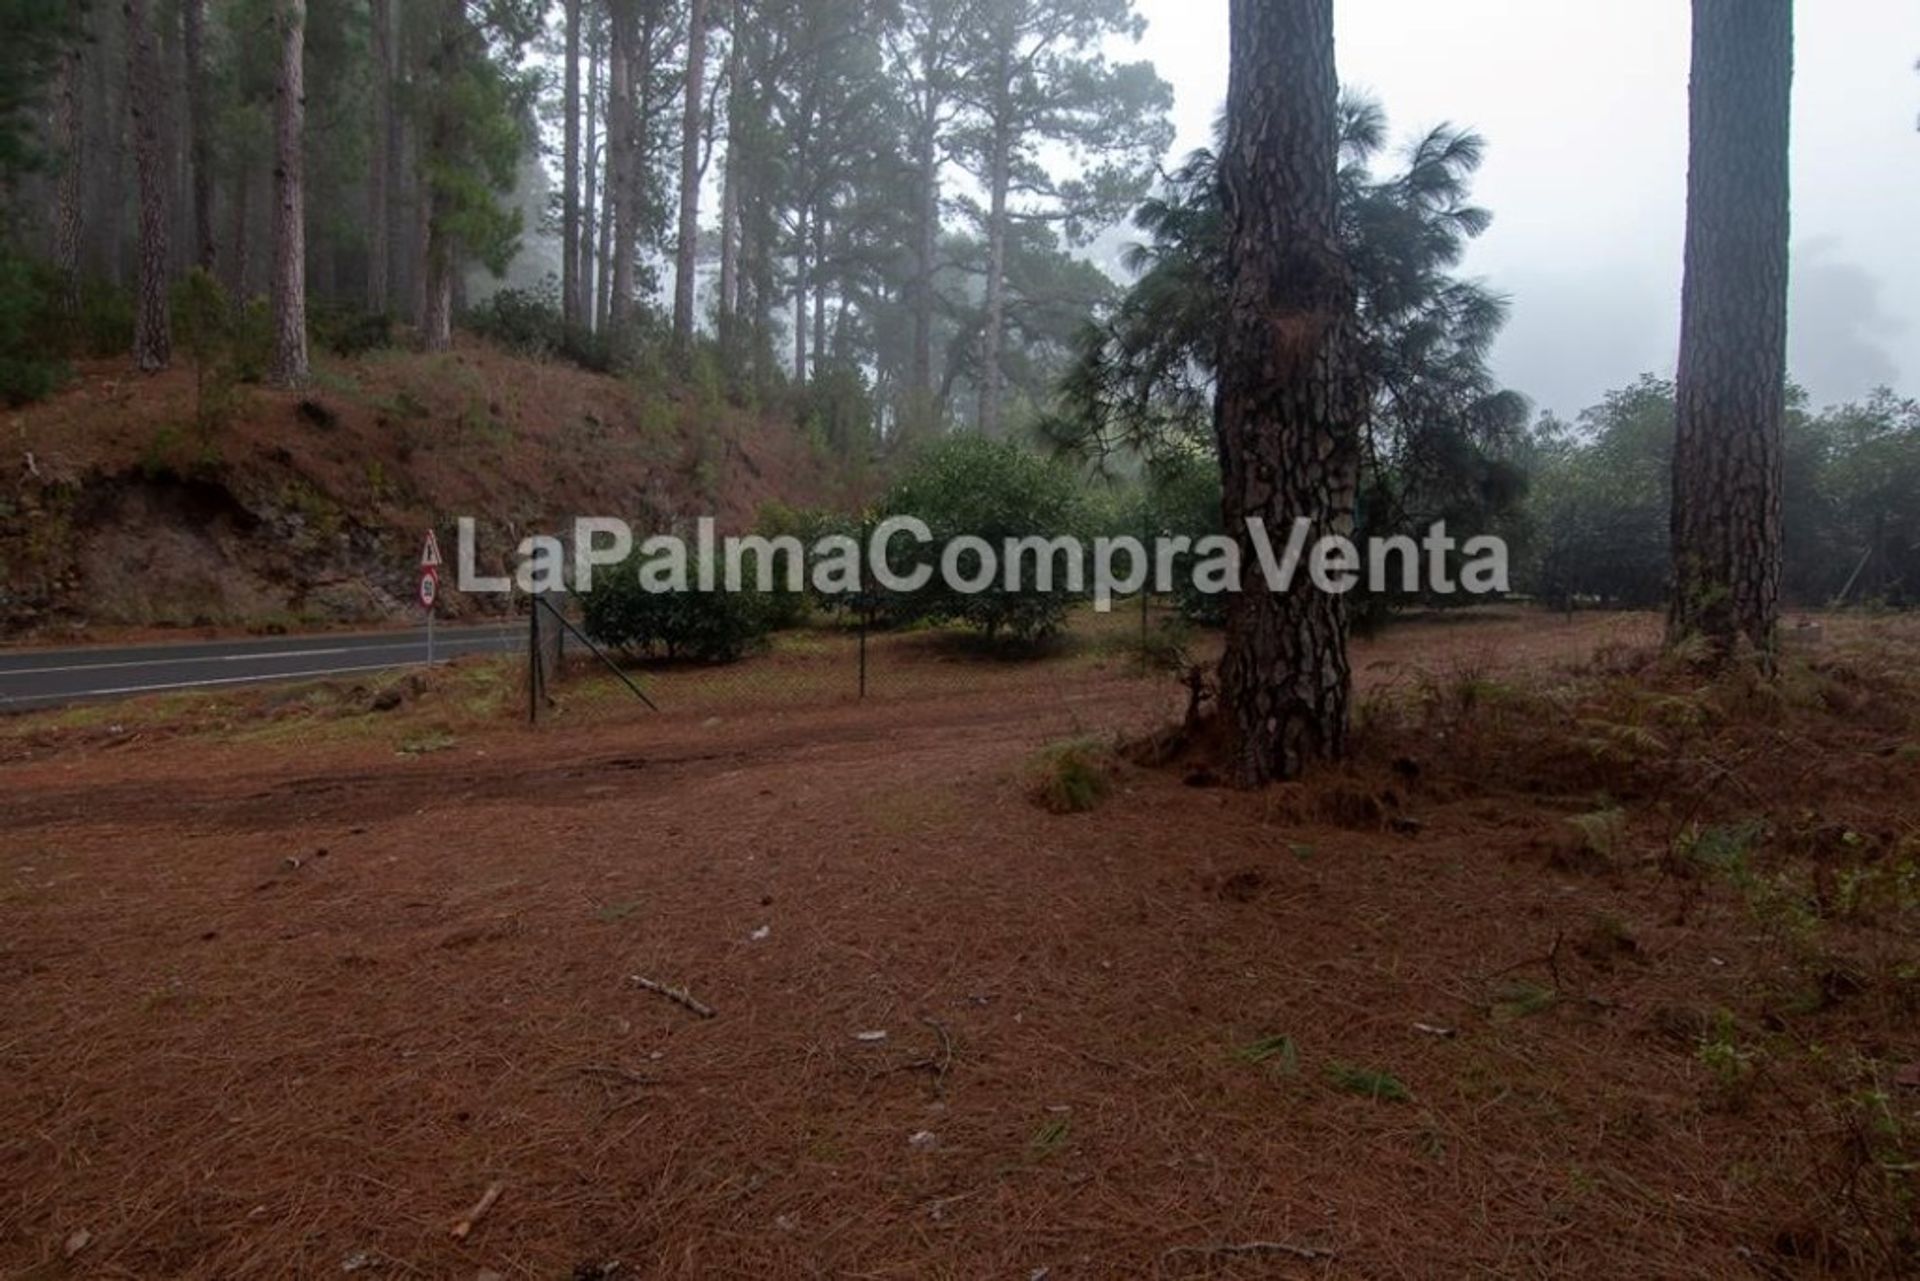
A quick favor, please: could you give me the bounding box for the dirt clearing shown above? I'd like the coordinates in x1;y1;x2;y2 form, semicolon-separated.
2;611;1916;1278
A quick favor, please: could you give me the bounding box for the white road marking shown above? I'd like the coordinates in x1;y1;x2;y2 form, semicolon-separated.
0;633;516;680
1;660;445;705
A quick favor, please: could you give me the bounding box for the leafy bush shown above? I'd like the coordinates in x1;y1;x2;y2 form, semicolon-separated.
879;435;1090;643
751;502;861;627
0;245;64;405
466;285;562;353
580;550;775;663
74;277;134;357
311;301;395;358
465;282;613;373
1519;377;1920;610
1142;449;1227;626
170;268;241;433
802;363;877;457
1028;739;1117;814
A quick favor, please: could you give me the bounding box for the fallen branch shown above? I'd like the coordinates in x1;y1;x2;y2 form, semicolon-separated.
1160;1240;1337;1276
450;1182;504;1240
629;976;716;1019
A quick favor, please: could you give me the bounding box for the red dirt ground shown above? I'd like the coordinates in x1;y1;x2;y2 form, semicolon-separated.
2;611;1917;1279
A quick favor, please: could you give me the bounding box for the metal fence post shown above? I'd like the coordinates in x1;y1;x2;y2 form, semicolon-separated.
528;598;541;726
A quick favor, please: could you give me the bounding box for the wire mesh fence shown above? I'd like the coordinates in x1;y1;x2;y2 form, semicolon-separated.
521;595;1208;724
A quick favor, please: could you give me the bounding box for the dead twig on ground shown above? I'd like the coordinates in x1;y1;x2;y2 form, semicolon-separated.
629;976;717;1019
1159;1240;1337;1275
574;1064;650;1087
450;1182;504;1240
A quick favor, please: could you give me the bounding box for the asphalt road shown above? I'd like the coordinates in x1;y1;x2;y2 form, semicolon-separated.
0;623;528;714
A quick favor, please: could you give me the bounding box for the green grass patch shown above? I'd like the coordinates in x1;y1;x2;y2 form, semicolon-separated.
1326;1062;1412;1103
1028;738;1117;815
1233;1034;1300;1074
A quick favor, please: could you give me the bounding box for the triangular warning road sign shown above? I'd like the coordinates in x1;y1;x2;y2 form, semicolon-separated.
420;529;444;569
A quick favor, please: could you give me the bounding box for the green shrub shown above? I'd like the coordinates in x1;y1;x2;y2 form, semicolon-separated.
580;550;775;663
465;282;614;373
74;276;133;357
1142;449;1228;626
802;362;877;457
0;245;66;405
880;434;1089;643
170;268;242;433
1029;739;1117;814
227;297;275;384
311;301;395;358
751;501;858;628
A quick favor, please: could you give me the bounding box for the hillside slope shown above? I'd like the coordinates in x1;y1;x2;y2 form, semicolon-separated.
1;340;851;638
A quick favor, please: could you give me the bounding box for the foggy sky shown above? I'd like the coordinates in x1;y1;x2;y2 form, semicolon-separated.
1132;0;1919;417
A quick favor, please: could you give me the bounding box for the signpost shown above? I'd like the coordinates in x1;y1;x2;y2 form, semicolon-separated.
419;529;442;664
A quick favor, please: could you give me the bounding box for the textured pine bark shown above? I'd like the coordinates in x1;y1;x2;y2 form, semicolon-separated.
54;22;84;315
1213;0;1364;786
1669;0;1793;664
125;0;172;372
717;128;738;338
226;162;251;299
977;110;1011;437
183;0;214;273
367;0;393;312
791;198;808;382
672;0;709;348
584;29;603;328
270;0;309;385
562;0;583;329
606;0;638;339
911;110;939;410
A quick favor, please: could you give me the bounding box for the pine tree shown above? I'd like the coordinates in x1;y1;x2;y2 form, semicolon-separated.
368;0;393;312
182;0;214;271
125;0;172;371
672;0;709;348
52;2;87;314
270;0;307;384
952;0;1170;436
1213;0;1363;784
1668;0;1794;663
562;0;582;328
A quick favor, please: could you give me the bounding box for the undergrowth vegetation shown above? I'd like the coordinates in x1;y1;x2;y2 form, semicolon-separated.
1324;621;1920;1270
1028;738;1119;814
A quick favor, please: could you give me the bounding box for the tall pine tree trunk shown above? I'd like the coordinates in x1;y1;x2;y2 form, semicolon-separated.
125;0;172;371
367;0;392;312
53;17;84;316
910;108;938;416
271;0;309;384
976;112;1010;436
717;23;741;344
227;162;251;299
1214;0;1363;786
717;130;738;338
183;0;213;272
672;0;709;348
606;0;637;339
791;200;808;383
1668;0;1793;663
582;24;602;330
811;210;827;370
562;0;583;329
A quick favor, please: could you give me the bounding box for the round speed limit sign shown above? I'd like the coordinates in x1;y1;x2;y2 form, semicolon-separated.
418;567;439;612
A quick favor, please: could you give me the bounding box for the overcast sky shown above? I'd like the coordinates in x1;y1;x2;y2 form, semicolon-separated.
1130;0;1919;417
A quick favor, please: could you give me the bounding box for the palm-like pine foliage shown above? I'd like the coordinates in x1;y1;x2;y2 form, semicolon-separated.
1046;93;1531;537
